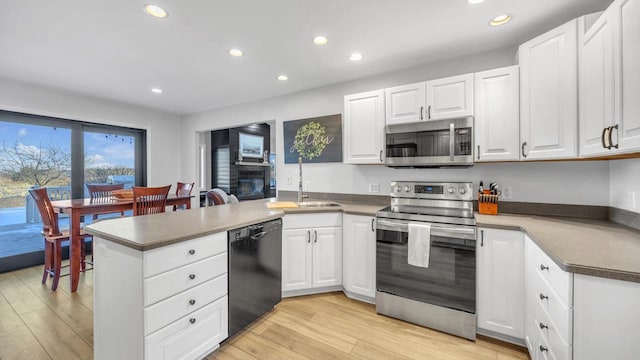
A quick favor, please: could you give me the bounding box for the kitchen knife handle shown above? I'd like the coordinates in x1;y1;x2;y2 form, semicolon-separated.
521;142;527;158
477;145;480;160
480;230;484;247
420;106;424;120
609;124;619;149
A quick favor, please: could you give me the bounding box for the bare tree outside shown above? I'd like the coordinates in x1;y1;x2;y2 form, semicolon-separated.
0;140;71;187
85;164;134;184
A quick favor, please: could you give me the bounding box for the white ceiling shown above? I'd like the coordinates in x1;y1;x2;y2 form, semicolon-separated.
0;0;611;115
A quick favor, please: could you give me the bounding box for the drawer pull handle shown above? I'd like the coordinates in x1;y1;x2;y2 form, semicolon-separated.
539;345;548;353
188;249;196;255
539;322;548;330
540;264;549;271
189;318;196;324
189;299;196;306
189;274;196;280
539;293;548;301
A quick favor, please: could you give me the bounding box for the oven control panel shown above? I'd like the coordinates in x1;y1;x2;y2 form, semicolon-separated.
390;181;473;201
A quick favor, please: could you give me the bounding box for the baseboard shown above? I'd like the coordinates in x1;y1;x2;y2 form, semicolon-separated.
477;328;527;348
282;285;343;298
343;289;375;304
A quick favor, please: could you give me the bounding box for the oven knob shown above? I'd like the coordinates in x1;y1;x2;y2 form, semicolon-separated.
447;187;454;194
395;185;402;192
459;187;466;194
404;186;411;192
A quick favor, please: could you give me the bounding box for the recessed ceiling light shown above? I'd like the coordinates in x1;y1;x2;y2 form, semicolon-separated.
151;88;163;94
313;36;329;45
349;53;363;61
468;0;485;4
228;49;244;57
277;75;288;81
490;14;512;26
144;4;168;18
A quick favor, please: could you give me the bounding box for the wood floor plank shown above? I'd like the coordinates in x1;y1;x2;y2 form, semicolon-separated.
0;272;49;315
0;323;53;360
229;330;310;360
0;291;24;334
350;339;415;360
208;344;261;360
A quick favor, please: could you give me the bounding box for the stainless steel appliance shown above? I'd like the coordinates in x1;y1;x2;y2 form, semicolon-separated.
376;181;477;340
228;219;282;338
385;117;474;168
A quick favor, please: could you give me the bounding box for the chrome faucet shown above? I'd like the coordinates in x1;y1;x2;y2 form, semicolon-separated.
297;156;309;202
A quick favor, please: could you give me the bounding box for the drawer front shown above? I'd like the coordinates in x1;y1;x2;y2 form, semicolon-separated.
144;232;227;278
530;269;573;344
528;239;573;305
534;315;571;360
533;289;572;360
144;296;228;360
145;274;227;335
145;253;227;306
283;213;342;230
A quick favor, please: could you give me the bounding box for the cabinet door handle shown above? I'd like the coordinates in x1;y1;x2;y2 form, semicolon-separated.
189;318;196;324
539;345;548;353
480;230;484;247
307;230;311;243
610;124;619;149
189;274;196;280
477;145;480;160
539;322;548;330
521;142;527;158
371;218;375;232
602;127;610;149
427;105;431;119
379;150;383;162
420;106;424;120
188;249;195;255
539;293;548;301
540;264;549;271
314;230;318;243
189;299;196;306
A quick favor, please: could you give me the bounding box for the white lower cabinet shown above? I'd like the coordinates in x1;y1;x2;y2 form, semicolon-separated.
282;213;342;295
477;228;525;341
93;232;229;360
342;214;376;302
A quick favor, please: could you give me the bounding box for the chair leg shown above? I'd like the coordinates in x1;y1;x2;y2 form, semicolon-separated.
42;240;52;284
81;239;86;271
51;241;62;291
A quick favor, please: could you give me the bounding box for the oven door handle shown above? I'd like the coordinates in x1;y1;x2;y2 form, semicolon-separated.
375;219;476;239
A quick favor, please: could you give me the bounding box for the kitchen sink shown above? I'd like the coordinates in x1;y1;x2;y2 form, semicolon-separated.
297;201;342;208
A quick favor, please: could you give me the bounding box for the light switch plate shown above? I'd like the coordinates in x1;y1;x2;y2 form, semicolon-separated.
368;183;379;193
502;186;513;200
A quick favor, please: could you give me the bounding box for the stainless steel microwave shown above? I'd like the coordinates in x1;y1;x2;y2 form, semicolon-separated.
385;117;474;168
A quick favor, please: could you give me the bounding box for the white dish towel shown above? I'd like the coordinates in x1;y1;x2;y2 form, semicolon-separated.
408;222;432;268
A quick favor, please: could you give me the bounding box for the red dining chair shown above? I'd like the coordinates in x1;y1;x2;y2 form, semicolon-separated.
206;189;227;206
87;183;126;220
132;185;171;216
173;182;194;211
29;188;92;291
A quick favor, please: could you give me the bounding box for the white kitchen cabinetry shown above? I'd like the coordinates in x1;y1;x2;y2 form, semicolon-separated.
385;82;426;125
573;274;640;360
477;228;524;342
524;236;573;360
342;214;376;303
282;213;342;295
344;90;385;164
519;19;578;160
474;66;520;162
93;232;229;360
426;73;474;120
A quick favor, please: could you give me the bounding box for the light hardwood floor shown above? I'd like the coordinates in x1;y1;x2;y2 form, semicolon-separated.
1;264;529;360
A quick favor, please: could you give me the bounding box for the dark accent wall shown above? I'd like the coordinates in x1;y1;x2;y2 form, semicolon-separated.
211;123;271;200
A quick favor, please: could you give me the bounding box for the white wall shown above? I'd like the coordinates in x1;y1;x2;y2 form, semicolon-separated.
610;158;640;213
0;78;181;187
179;46;613;206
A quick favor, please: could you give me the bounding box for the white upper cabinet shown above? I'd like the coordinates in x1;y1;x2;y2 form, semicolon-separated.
519;19;578;160
613;0;640;152
385;82;426;125
344;90;385;164
579;10;615;157
474;66;520;162
426;73;474;120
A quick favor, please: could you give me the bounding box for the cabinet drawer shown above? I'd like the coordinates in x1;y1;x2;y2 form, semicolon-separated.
534;314;571;360
533;288;572;360
530;269;573;344
144;296;228;360
144;232;227;278
145;274;227;335
528;239;573;305
145;253;227;306
283;213;342;230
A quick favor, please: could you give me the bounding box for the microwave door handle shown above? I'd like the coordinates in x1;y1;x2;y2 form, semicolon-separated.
449;122;455;161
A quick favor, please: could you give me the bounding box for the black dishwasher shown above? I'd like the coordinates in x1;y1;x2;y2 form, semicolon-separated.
228;218;282;338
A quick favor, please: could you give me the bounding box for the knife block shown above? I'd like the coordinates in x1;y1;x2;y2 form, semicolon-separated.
478;191;499;215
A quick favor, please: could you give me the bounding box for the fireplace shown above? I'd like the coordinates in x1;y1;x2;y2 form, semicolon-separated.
237;166;269;200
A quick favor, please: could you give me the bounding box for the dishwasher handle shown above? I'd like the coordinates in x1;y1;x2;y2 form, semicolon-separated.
250;231;268;240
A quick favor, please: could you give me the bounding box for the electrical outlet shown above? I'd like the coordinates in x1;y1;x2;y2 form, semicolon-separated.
502;186;513;200
304;181;311;190
630;192;637;209
368;183;379;193
286;176;292;185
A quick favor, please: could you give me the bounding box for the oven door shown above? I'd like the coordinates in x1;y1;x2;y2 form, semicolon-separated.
376;218;476;314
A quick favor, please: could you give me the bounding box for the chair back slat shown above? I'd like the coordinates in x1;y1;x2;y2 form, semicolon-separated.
206;189;226;206
176;182;195;197
133;185;171;216
87;183;125;202
28;188;62;236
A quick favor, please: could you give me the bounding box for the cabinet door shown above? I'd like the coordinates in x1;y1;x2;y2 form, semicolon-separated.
613;0;640;152
474;66;520;162
520;19;578;160
342;215;376;299
312;227;342;288
282;229;312;292
477;228;525;339
579;11;615;157
426;73;474;120
344;90;385;164
385;82;426;125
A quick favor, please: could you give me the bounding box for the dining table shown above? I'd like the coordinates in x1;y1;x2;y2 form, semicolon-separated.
50;194;192;292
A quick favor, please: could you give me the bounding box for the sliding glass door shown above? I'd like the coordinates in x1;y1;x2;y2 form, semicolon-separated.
0;111;146;272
